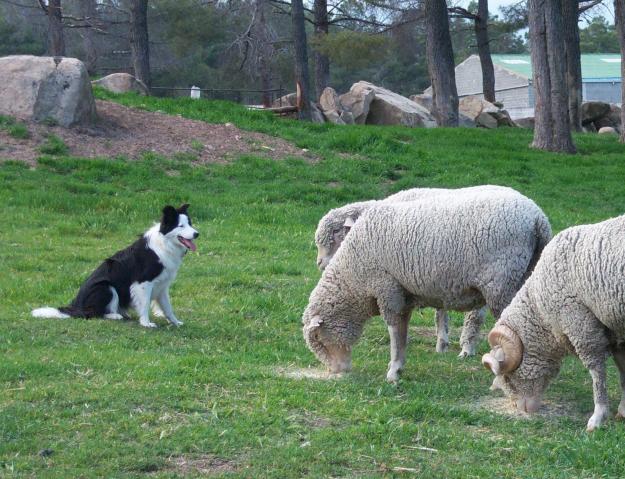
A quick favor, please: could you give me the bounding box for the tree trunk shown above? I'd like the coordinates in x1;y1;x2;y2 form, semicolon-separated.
313;0;330;99
615;0;625;143
81;0;98;75
129;0;151;89
256;0;272;107
475;0;495;103
562;0;582;131
425;0;458;126
291;0;311;121
47;0;65;56
528;0;576;153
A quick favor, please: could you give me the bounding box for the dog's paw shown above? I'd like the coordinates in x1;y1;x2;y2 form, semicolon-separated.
104;313;124;320
169;319;184;327
140;320;158;328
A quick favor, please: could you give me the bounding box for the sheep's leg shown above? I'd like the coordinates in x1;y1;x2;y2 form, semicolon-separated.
458;307;487;358
586;363;609;431
611;348;625;419
562;306;610;431
386;311;411;383
434;309;449;353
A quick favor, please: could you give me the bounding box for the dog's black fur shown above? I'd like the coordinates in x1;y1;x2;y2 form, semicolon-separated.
33;204;198;324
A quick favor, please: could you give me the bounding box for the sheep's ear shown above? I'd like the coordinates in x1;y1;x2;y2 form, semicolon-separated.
482;350;501;375
343;216;355;232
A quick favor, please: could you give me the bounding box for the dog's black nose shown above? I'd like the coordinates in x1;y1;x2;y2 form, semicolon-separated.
193;232;199;239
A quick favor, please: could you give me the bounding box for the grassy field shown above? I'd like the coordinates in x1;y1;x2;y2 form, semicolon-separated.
2;93;625;478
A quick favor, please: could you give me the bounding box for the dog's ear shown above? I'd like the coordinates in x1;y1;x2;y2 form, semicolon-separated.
177;203;190;215
160;205;179;233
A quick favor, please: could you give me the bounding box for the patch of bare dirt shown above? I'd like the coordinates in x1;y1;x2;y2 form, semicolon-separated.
275;366;342;380
158;454;238;476
0;100;313;164
473;396;581;420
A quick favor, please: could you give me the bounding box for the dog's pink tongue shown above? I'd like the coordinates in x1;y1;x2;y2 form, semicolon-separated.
181;238;197;251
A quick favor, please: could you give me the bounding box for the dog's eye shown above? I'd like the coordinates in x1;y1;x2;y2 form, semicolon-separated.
178;225;183;228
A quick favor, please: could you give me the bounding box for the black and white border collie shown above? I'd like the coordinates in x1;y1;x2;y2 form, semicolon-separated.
32;204;199;328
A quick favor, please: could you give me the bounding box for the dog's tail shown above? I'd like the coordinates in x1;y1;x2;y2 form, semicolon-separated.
31;306;71;319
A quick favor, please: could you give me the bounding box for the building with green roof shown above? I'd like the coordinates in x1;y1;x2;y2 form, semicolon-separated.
426;54;622;119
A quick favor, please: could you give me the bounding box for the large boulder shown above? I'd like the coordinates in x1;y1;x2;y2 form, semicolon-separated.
338;83;375;124
598;126;618;136
582;101;611;125
342;81;436;128
0;55;96;127
594;104;622;131
310;102;326;124
319;87;349;125
92;72;148;95
319;87;340;112
459;95;515;129
409;94;433;112
514;117;535;129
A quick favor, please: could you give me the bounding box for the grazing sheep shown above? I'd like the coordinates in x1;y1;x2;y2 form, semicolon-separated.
303;189;551;382
482;215;625;431
313;185;528;357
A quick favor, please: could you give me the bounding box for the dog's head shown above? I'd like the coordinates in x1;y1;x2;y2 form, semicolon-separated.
160;204;199;252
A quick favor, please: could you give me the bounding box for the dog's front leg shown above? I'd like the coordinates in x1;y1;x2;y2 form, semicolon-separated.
157;289;183;327
131;282;157;328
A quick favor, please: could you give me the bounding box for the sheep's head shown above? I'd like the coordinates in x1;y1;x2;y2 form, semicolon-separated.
314;215;356;270
303;312;352;373
482;324;543;414
302;284;367;373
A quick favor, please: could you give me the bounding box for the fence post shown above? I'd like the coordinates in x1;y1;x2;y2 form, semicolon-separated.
190;86;201;99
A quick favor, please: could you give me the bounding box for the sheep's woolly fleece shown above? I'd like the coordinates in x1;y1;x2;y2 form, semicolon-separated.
312;185;529;356
485;214;625;430
303;188;551;375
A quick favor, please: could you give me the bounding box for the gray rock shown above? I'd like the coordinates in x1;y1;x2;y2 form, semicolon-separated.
459;95;515;129
339;110;355;125
476;111;498;129
598;126;618;135
322;109;346;125
409;94;433;112
594;104;622;131
319;87;340;112
582;101;611;125
342;81;435;128
339;83;375;124
92;73;148;95
310;102;325;124
0;55;96;127
514;117;535;129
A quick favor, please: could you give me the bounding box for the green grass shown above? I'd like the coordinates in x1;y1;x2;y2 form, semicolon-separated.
0;115;30;139
2;93;625;477
39;134;69;156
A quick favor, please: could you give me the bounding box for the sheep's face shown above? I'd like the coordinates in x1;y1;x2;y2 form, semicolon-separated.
302;300;365;374
315;216;355;270
491;373;545;414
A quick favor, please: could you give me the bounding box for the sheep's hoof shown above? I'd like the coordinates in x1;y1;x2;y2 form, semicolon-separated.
435;341;449;353
386;370;400;383
586;412;608;432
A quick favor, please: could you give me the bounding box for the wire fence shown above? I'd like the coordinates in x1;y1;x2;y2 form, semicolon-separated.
148;85;288;107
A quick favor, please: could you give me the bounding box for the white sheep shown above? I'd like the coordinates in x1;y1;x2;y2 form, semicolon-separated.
314;185;529;357
303;188;551;382
482;214;625;431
